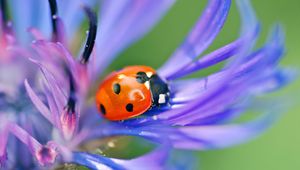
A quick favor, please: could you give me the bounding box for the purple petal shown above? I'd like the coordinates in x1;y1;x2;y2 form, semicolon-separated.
236;0;258;36
94;0;175;75
3;122;59;166
159;0;261;80
0;152;7;168
24;79;54;125
166;84;248;126
249;69;296;94
60;108;77;140
72;143;170;170
8;123;42;154
167;20;258;80
170;111;281;150
159;0;231;78
127;32;286;126
158;24;285;125
168;40;243;79
30;59;67;113
13;114;38;168
0;120;9;167
32;40;91;96
187;107;245;126
43;84;62;130
72;152;125;170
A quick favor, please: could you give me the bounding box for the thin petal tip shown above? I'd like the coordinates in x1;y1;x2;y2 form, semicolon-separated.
60;109;77;140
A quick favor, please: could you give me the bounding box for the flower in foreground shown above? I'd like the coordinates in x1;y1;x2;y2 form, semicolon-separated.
0;0;293;169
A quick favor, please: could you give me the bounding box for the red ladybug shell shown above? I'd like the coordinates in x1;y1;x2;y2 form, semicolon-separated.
96;66;156;121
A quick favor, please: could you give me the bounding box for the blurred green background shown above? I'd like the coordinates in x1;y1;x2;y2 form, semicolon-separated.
108;0;300;169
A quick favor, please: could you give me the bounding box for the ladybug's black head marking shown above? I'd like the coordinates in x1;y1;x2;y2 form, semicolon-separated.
136;72;149;84
113;83;121;94
100;104;106;115
126;103;134;112
149;74;170;107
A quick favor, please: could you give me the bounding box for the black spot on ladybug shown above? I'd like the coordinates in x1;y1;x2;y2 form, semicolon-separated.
126;103;134;112
136;72;149;84
100;104;106;115
113;83;121;94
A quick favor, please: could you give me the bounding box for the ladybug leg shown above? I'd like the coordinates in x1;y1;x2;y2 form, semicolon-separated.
149;74;170;108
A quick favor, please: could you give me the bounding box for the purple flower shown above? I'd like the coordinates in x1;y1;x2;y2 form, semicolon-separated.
0;0;293;169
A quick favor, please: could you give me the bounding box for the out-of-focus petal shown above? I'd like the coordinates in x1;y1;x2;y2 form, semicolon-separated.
157;24;285;126
2;120;58;166
0;116;9;167
236;0;258;36
24;79;54;125
159;0;231;78
8;123;42;154
57;0;95;41
161;0;261;79
249;68;296;94
94;0;175;75
8;0;51;42
29;59;82;140
96;111;281;150
169;111;281;150
169;40;243;79
73;152;120;170
30;58;67;112
72;142;170;170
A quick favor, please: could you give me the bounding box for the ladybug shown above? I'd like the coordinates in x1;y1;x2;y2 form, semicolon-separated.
96;65;170;121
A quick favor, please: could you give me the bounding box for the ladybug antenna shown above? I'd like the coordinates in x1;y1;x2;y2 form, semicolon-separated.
64;66;76;113
48;0;59;41
80;6;97;64
0;0;8;31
